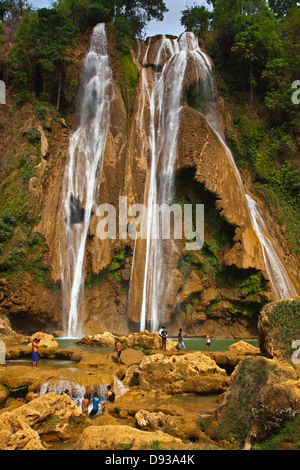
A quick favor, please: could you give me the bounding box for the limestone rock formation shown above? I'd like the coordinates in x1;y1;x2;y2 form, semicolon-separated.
76;330;178;351
74;424;184;450
216;356;299;446
0;393;87;450
124;351;230;394
30;332;59;349
0;26;298;339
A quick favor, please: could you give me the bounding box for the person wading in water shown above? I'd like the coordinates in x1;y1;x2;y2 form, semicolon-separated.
115;339;122;366
31;338;40;369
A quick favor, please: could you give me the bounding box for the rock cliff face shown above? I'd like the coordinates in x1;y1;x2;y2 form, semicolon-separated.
0;25;298;337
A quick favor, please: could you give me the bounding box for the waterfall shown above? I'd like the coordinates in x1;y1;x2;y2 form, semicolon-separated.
59;24;113;338
191;49;298;301
135;32;297;332
184;33;298;301
40;376;129;410
137;36;190;332
245;195;297;299
40;379;86;407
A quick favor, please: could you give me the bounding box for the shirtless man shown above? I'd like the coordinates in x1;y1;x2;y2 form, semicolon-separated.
115;339;122;366
82;393;90;414
31;338;40;369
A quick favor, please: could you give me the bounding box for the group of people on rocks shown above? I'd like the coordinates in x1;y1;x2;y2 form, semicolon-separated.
82;384;116;417
31;330;212;370
158;326;212;352
30;329;212;418
30;384;116;418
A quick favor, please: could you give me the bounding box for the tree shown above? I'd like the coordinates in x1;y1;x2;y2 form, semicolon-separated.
180;4;212;36
7;8;79;108
54;0;168;37
53;0;115;31
0;0;31;45
231;7;283;100
0;0;29;23
268;0;299;18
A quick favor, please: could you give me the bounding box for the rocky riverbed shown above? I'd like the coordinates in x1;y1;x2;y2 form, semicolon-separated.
0;313;299;450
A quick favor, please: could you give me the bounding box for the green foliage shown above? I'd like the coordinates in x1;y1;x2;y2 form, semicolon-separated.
0;0;30;23
54;0;114;31
0;210;16;246
268;298;300;359
27;232;45;253
215;356;297;445
268;0;298;18
54;0;168;37
180;5;212;36
86;244;128;287
26;130;41;143
253;415;300;450
6;8;79;108
120;50;139;110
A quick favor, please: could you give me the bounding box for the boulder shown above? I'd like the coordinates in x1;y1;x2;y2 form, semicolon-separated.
118;348;145;366
135;409;210;443
216;356;299;446
226;340;260;356
258;297;300;361
0;392;88;450
120;330;177;351
206;340;261;373
0;383;9;406
124;351;229;394
74;424;184;450
75;331;116;348
30;332;59;349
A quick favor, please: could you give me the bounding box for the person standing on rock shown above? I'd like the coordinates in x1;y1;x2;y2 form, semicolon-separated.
115;339;122;366
82;393;90;414
178;328;186;350
31;337;40;369
205;334;212;352
159;326;168;351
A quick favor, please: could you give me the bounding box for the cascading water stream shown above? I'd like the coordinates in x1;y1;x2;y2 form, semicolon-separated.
135;32;297;332
184;34;298;300
40;376;129;411
59;24;113;338
191;49;298;301
137;36;190;332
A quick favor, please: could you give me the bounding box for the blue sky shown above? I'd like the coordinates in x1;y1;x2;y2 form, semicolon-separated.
29;0;205;37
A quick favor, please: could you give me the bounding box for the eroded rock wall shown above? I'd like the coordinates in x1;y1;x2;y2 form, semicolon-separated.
0;27;298;337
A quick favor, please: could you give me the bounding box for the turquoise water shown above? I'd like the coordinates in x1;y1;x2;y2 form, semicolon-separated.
174;338;258;352
57;337;258;353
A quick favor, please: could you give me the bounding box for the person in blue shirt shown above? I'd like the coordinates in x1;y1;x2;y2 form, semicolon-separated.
89;392;100;417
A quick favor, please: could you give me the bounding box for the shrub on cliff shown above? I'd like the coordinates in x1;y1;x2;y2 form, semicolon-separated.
259;297;300;361
215;356;299;446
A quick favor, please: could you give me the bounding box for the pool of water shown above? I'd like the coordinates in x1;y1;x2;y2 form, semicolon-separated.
175;338;258;352
56;338;114;355
56;337;258;354
4;358;78;369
